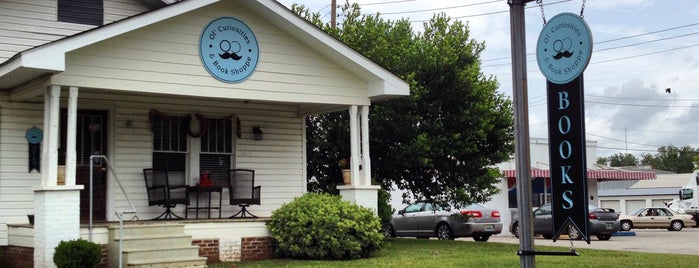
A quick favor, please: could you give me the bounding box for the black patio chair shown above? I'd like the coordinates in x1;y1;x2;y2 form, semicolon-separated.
143;168;189;220
228;169;261;218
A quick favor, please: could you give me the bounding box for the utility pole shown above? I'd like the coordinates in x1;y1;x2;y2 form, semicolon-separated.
331;0;337;28
508;0;536;267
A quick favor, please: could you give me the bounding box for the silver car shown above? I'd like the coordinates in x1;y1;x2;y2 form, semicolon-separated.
382;202;503;241
619;207;696;231
510;204;620;240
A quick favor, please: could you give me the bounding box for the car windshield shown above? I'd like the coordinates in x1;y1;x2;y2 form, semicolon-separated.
629;208;644;216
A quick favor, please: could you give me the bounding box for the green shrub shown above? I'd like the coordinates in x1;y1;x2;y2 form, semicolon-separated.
268;193;384;260
377;188;395;224
53;239;101;268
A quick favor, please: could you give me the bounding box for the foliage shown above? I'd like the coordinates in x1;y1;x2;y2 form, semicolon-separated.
297;2;514;207
267;193;383;260
640;145;698;173
53;239;101;268
596;153;638;167
377;188;395;224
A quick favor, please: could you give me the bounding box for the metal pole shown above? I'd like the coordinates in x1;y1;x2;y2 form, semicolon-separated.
508;0;535;267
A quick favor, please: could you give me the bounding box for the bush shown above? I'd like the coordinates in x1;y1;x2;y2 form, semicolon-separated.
377;188;395;224
268;193;383;260
53;239;101;268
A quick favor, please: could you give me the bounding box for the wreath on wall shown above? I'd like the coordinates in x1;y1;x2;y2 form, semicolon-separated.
149;109;240;139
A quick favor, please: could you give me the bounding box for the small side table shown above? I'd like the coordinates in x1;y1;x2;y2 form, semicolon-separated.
186;185;223;219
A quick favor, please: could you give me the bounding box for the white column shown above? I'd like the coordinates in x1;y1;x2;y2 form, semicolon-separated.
34;85;83;268
65;87;78;185
349;105;360;186
42;85;60;186
360;105;371;186
41;88;50;185
338;105;380;213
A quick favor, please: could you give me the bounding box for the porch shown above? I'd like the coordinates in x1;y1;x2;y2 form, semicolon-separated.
5;218;272;267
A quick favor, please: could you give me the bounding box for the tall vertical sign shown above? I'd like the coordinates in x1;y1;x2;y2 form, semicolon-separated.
536;12;593;243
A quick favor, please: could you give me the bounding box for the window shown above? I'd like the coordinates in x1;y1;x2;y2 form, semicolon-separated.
58;0;104;26
200;118;233;187
152;116;187;172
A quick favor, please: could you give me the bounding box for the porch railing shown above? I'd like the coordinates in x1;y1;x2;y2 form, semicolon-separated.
90;155;137;268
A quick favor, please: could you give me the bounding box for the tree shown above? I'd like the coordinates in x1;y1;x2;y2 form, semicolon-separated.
640;145;698;173
596;153;638;167
298;3;514;207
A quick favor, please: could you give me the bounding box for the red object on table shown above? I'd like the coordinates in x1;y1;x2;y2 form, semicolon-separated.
200;172;212;186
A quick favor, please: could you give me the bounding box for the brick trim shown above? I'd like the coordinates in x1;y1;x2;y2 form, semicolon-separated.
192;239;220;263
1;245;33;268
241;236;273;261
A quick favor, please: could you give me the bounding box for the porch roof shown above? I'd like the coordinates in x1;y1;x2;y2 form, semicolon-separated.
501;167;657;181
0;0;409;103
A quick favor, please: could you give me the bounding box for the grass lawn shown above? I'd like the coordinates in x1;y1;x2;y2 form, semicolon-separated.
210;238;699;268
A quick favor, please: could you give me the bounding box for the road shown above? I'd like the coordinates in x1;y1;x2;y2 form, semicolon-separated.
486;228;699;255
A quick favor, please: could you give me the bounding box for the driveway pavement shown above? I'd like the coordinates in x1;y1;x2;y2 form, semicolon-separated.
486;228;699;255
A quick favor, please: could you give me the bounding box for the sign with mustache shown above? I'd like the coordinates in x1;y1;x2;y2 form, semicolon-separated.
538;12;593;243
199;17;259;83
536;13;592;84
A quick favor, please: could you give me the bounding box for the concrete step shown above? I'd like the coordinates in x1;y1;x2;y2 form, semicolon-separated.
109;224;185;238
115;234;194;249
126;256;208;268
122;245;201;262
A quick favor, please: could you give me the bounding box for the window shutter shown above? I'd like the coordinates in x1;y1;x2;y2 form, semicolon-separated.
58;0;104;26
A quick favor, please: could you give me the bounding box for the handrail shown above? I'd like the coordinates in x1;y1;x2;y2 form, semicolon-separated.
89;155;138;268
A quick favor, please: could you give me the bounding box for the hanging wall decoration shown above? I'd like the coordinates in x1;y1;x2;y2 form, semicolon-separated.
26;127;43;172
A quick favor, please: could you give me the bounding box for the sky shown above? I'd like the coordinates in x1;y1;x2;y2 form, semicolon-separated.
276;0;699;160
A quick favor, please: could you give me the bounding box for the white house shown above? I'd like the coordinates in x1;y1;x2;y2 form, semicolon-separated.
0;0;409;267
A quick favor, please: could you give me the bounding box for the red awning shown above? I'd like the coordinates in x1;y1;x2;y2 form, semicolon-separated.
502;168;656;181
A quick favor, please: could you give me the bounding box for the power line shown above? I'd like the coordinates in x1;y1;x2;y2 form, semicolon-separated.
482;37;699;68
405;0;571;22
592;145;659;153
370;0;500;15
596;22;699;45
586;124;699;135
482;22;699;63
587;133;662;148
357;0;417;6
585;95;699;102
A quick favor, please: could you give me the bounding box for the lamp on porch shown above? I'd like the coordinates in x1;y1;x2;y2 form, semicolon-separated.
253;126;263;141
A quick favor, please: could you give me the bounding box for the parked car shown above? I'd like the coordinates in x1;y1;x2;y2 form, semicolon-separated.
510;204;620;240
382;202;502;241
619;207;696;231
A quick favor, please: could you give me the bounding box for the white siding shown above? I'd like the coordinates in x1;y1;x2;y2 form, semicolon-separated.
52;2;370;105
104;0;150;24
0;95;44;246
0;0;150;62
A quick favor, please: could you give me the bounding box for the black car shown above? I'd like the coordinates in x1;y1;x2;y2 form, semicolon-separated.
509;204;620;240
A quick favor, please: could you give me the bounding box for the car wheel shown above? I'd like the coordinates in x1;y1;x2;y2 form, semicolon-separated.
670;220;684;231
473;234;491;242
512;223;520;238
620;220;632;231
568;225;582;240
596;234;612;241
436;223;455;240
382;223;395;238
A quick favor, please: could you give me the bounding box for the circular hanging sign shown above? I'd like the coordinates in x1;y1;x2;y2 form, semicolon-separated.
25;127;43;144
536;12;593;84
199;17;259;83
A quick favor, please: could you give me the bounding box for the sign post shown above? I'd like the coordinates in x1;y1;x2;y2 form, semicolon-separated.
508;0;536;267
536;12;593;243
